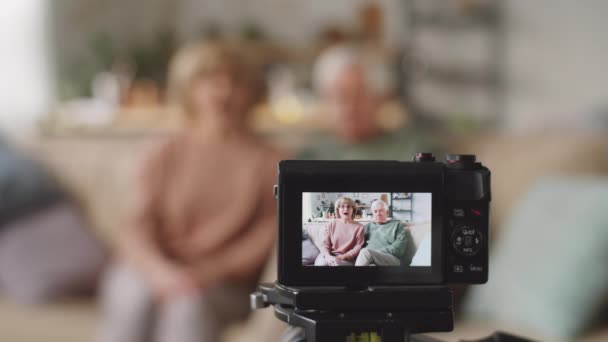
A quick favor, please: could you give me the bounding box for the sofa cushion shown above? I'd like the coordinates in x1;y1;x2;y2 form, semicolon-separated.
304;220;426;266
0;202;106;303
464;176;608;339
302;238;320;266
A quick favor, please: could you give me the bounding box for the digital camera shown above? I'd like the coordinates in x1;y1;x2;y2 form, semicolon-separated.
275;153;491;288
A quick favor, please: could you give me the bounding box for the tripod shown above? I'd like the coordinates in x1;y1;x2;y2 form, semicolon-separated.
252;283;453;342
251;283;535;342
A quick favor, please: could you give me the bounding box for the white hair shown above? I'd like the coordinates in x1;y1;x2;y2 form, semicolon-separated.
313;44;395;96
371;200;389;211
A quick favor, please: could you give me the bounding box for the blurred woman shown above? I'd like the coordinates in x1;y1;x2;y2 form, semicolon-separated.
315;197;365;266
98;41;283;342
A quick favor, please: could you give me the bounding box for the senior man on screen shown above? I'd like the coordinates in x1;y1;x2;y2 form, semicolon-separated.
355;200;407;266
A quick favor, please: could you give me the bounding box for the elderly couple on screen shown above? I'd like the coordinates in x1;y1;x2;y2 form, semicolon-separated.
314;197;407;266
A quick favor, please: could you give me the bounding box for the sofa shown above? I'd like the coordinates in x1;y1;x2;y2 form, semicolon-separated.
0;131;606;341
303;218;431;266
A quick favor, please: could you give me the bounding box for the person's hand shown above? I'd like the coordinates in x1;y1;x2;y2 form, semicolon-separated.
325;255;340;266
149;263;199;302
171;242;201;261
335;254;346;261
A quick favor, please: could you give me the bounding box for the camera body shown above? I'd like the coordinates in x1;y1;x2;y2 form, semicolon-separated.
276;153;490;288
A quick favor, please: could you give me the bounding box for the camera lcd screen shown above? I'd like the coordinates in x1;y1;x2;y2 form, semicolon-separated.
302;192;432;268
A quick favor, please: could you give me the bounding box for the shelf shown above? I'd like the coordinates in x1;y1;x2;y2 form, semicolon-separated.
412;11;499;30
392;193;411;199
403;0;504;127
410;1;500;30
410;65;500;86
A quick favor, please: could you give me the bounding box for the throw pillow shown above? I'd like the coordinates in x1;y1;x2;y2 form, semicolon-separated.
463;176;608;339
0;202;106;303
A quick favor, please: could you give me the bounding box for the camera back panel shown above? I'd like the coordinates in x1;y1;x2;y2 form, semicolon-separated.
276;155;490;287
444;163;490;283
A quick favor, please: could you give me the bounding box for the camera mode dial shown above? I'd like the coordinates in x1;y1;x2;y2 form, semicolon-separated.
451;225;483;257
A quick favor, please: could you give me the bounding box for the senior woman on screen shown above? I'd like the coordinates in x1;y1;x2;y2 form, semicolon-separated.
315;197;365;266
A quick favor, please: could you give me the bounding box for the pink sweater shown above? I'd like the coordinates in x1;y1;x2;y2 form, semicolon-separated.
320;220;365;261
126;130;283;285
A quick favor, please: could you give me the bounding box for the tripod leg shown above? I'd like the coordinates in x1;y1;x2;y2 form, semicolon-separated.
280;326;306;342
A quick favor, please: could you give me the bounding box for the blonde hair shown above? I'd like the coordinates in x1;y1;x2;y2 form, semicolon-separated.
335;197;358;219
167;41;261;118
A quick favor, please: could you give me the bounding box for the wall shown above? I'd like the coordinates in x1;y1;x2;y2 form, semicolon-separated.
303;192;431;223
411;193;432;223
0;1;54;138
175;0;608;131
5;1;608;136
303;192;389;222
504;0;608;131
175;0;406;47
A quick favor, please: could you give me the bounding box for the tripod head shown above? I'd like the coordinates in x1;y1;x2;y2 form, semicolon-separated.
251;283;454;342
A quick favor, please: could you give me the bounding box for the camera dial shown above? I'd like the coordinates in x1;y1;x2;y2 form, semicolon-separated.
446;154;478;170
451;224;483;256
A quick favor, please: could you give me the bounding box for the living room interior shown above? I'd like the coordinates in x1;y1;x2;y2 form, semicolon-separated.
1;1;607;341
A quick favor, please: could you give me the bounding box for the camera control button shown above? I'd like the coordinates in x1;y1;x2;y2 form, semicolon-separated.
453;265;464;273
453;208;465;218
273;185;278;199
445;154;479;170
451;225;482;256
469;265;483;272
446;154;476;163
414;152;436;162
471;208;482;217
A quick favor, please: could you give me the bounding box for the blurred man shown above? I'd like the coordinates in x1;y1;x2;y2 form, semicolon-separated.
299;43;438;160
228;44;440;342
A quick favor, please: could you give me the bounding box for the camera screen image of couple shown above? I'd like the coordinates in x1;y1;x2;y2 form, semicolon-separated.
302;192;432;267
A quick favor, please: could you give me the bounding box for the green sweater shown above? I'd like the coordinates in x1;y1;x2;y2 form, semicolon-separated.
297;127;441;161
364;220;407;260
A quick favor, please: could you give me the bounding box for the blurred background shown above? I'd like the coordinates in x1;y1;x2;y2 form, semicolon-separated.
0;0;607;341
